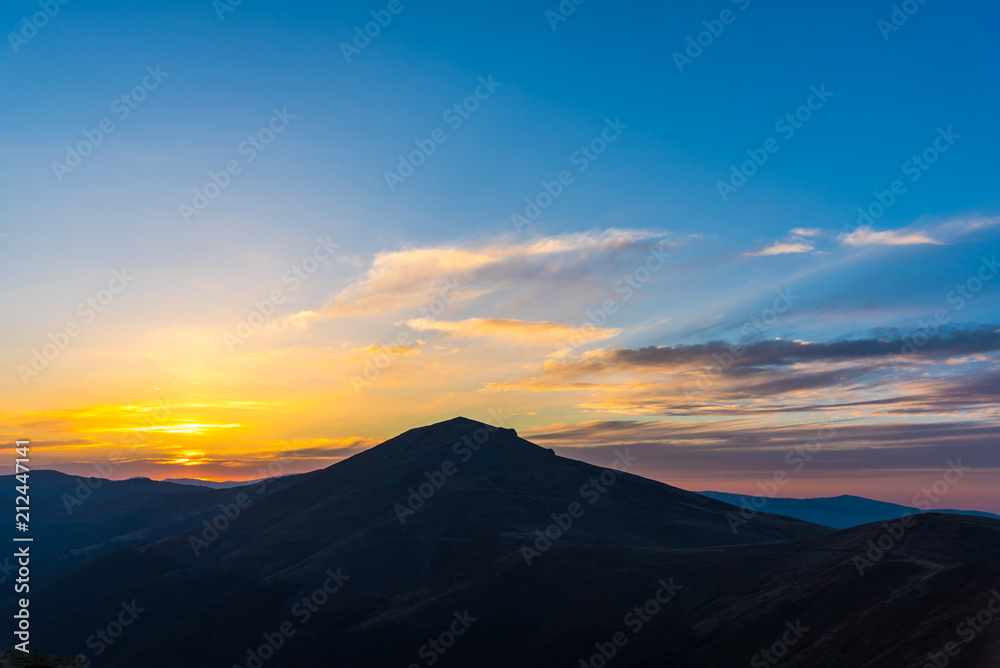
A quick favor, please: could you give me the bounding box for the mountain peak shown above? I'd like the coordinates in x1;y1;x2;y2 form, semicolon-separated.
415;415;512;433
360;415;529;464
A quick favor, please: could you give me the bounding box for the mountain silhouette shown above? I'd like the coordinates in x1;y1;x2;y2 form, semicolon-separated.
20;418;1000;667
700;490;1000;528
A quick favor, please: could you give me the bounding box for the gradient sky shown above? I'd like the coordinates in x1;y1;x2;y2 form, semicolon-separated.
2;0;998;511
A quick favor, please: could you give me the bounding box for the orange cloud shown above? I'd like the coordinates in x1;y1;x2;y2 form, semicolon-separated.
405;317;620;347
357;342;424;357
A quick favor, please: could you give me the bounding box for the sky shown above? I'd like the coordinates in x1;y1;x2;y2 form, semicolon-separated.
1;0;998;512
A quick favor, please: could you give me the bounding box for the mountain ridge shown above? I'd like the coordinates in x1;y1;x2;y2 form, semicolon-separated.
699;489;1000;528
18;417;1000;667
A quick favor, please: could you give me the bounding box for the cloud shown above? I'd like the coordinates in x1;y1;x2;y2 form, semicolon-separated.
745;228;824;256
356;342;424;357
537;326;1000;377
746;242;815;256
565;366;1000;418
751;216;989;256
278;437;381;459
406;317;620;347
483;326;1000;417
839;226;942;246
790;228;822;237
959;217;1000;233
523;418;1000;474
284;228;673;321
935;216;1000;237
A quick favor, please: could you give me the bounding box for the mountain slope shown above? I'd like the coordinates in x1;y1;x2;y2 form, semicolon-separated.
146;417;824;582
24;418;1000;667
0;469;302;586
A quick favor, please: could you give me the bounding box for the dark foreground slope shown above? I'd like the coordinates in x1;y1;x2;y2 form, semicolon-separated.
25;418;1000;667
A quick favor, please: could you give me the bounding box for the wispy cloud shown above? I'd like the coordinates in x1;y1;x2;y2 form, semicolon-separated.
524;418;1000;473
284;228;673;321
746;242;815;256
839;226;942;246
535;327;1000;376
406;317;620;346
936;216;1000;237
481;326;1000;418
356;342;424;356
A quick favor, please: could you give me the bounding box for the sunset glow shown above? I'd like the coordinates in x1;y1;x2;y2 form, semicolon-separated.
1;1;997;513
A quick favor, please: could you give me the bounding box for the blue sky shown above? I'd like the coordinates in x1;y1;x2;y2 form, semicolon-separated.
1;0;998;510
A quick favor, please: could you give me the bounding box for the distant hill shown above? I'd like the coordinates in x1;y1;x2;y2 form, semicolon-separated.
0;470;301;582
161;477;263;489
8;470;201;499
698;490;1000;528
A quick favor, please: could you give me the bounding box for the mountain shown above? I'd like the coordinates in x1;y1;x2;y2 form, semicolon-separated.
161;477;265;489
699;490;1000;528
9;470;201;500
0;470;302;583
21;418;1000;667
